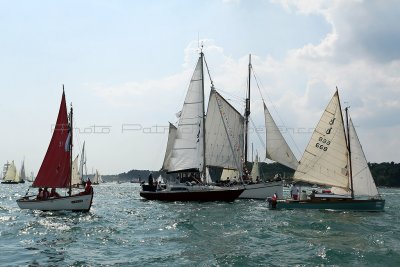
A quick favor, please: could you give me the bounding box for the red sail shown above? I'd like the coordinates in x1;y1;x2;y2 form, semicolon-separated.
33;91;71;188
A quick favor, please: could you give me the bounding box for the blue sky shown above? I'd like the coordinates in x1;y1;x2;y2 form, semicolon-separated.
1;0;399;175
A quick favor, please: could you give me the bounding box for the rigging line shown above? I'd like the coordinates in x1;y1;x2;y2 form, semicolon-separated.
250;116;266;156
251;66;302;158
215;92;244;181
203;54;214;89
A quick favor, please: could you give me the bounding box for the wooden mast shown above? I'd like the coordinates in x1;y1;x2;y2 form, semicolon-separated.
67;84;73;196
244;54;251;172
345;106;355;199
200;50;207;183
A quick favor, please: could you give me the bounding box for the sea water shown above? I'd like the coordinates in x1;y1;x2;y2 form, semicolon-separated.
1;183;399;266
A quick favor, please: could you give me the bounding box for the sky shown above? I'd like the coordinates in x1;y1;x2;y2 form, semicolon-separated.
0;0;399;175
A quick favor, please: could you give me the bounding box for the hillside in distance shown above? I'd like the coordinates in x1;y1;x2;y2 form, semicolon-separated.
102;162;400;187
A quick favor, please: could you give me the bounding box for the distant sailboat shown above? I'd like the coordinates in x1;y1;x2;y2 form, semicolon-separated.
92;170;102;184
269;89;385;211
17;88;93;212
78;141;87;186
19;160;26;183
140;51;245;201
1;160;21;184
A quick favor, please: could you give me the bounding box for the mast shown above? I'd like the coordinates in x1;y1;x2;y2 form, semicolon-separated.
68;86;73;196
244;54;251;169
200;51;206;183
345;106;354;199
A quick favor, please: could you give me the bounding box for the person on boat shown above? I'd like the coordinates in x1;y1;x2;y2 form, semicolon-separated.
36;188;44;200
49;188;60;198
84;178;93;195
256;176;260;183
269;192;278;209
290;184;299;200
156;181;162;191
148;172;154;186
43;187;50;199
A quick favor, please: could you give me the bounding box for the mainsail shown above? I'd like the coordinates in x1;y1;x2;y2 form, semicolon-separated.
71;155;80;186
168;56;204;173
161;123;177;171
293;91;349;189
33;91;71;188
205;89;244;171
348;118;379;197
264;103;299;170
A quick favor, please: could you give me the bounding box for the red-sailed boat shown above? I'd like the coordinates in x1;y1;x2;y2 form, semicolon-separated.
17;87;93;212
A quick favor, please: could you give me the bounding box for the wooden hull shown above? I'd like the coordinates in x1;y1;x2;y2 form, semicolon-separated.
140;186;244;202
16;193;93;212
268;198;385;212
239;180;283;199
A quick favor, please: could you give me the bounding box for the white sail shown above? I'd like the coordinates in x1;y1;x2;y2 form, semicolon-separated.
71;155;81;186
220;168;240;182
250;155;260;182
169;56;204;172
93;169;102;184
20;161;26;182
161;123;177;171
205;89;244;171
348;118;379;197
4;161;18;182
293;91;350;189
79;142;86;181
264;103;299;170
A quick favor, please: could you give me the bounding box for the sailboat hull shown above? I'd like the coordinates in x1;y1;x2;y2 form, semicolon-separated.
1;181;19;184
269;198;385;212
239;180;283;199
16;193;93;212
140;186;244;202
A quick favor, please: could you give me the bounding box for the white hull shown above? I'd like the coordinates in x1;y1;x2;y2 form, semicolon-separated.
16;193;93;211
239;180;283;199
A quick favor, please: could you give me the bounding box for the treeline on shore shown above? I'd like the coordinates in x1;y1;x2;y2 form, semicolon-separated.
103;162;400;187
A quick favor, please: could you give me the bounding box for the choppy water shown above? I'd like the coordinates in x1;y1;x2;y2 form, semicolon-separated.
1;183;399;266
